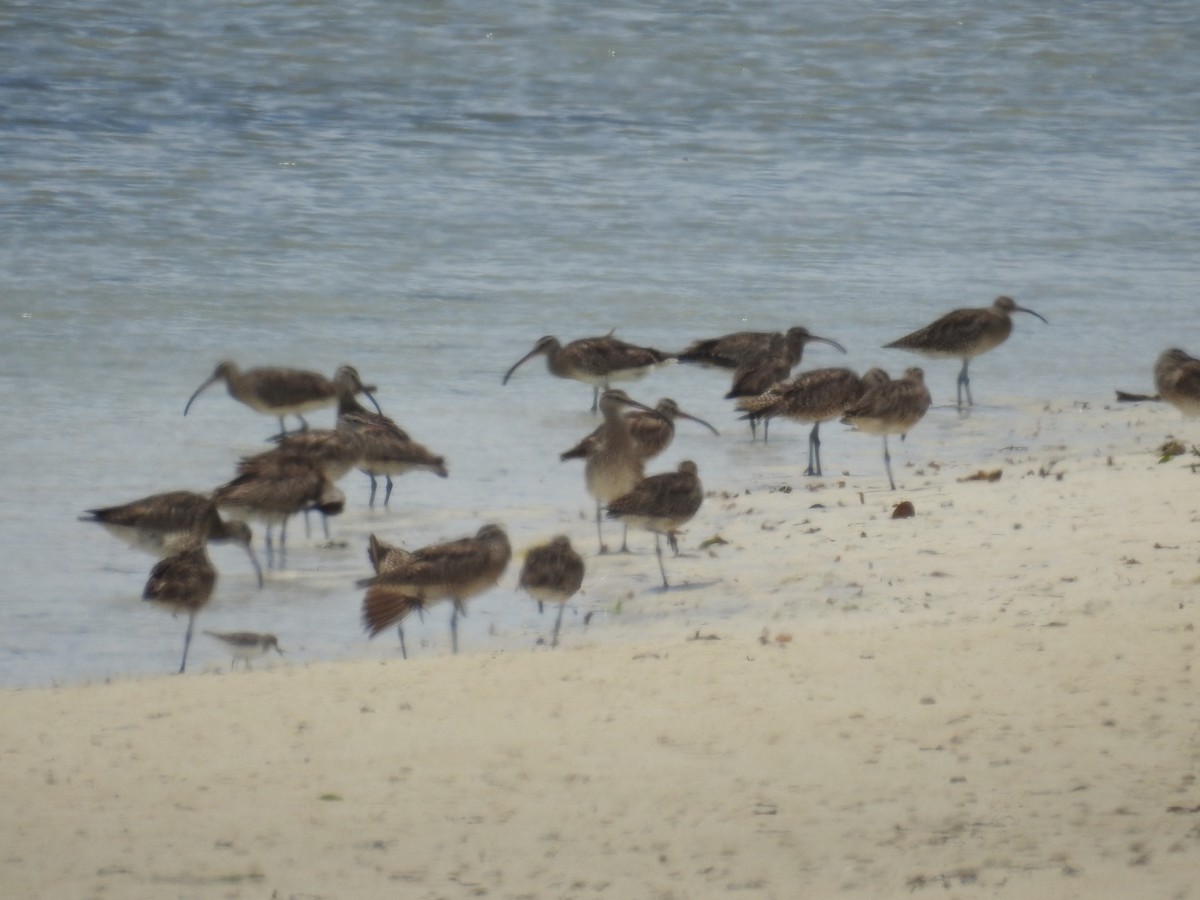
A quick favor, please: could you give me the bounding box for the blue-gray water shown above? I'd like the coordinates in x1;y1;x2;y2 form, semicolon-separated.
2;0;1197;686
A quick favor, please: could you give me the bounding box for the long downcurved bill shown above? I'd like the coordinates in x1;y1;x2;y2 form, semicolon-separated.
502;345;545;385
810;335;849;354
677;410;721;436
1015;306;1049;324
183;373;222;416
244;546;265;589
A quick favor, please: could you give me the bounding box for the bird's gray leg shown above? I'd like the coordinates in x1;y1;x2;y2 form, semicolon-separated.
397;624;408;660
178;611;196;675
655;533;670;589
552;604;566;648
383;475;394;507
957;359;973;407
883;435;896;490
367;474;378;508
806;422;822;476
595;501;607;555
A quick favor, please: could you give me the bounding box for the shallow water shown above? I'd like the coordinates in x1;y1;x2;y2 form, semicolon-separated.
2;0;1197;685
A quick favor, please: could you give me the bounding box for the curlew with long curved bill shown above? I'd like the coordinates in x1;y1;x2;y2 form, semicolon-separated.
517;536;585;648
575;390;669;554
884;296;1047;408
359;524;511;657
1154;349;1200;419
560;398;719;464
81;490;263;587
503;334;675;412
204;631;284;670
333;368;448;507
183;361;377;435
724;330;847;400
679;326;846;371
605;460;704;589
213;459;345;568
840;368;932;491
142;536;216;674
737;367;889;474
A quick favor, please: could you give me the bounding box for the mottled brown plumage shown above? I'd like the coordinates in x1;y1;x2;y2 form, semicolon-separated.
503;334;675;411
183;360;375;434
214;459;345;567
1154;348;1200;419
518;536;586;648
142;537;216;674
333;368;448;507
723;329;848;400
679;326;845;370
884;296;1047;407
606;461;703;589
367;532;414;574
559;398;718;463
81;490;262;587
737;367;887;473
578;390;668;554
841;367;932;490
358;524;511;656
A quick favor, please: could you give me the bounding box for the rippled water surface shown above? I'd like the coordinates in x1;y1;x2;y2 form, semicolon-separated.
2;0;1197;684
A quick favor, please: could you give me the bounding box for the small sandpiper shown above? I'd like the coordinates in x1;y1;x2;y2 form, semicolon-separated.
204;631;284;670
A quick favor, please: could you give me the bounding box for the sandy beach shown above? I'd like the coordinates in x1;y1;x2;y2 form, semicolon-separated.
4;397;1199;899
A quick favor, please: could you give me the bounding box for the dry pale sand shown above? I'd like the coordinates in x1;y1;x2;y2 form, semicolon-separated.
3;399;1200;899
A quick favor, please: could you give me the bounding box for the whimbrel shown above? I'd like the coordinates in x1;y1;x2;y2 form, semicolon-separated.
142;537;216;674
1154;349;1200;419
203;631;284;670
333;368;448;507
840;367;932;490
737;367;888;474
213;459;345;568
560;398;718;464
183;361;375;435
81;490;263;587
723;329;847;400
575;389;668;553
884;296;1047;407
517;536;585;648
358;524;512;657
679;326;845;370
605;460;704;589
503;334;674;412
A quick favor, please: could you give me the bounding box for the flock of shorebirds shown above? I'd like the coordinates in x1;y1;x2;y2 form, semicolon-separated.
80;295;1200;674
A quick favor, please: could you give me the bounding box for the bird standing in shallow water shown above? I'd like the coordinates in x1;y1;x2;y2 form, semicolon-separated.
358;524;511;657
503;334;675;412
884;296;1047;408
1154;348;1200;419
606;460;704;589
560;398;718;464
81;490;263;587
142;537;216;674
214;459;345;569
678;326;844;371
204;631;284;670
737;367;889;473
840;368;932;491
517;536;585;648
183;360;374;436
574;390;668;554
722;329;847;400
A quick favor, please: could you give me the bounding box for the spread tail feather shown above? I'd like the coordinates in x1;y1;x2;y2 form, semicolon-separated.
362;588;425;637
